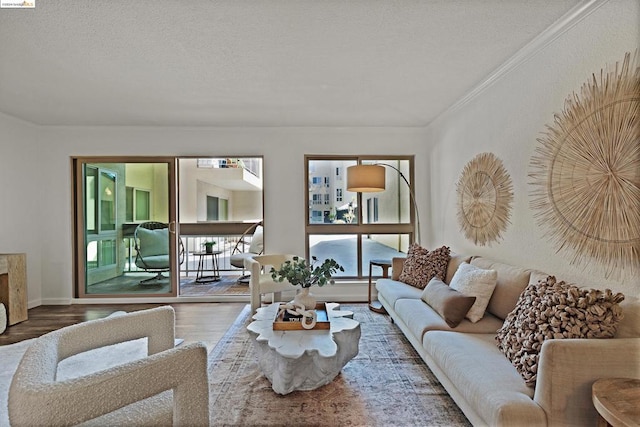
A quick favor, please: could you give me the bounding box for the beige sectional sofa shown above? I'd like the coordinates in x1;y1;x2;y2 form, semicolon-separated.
376;254;640;426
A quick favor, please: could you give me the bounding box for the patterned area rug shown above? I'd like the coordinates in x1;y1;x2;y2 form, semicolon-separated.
208;305;470;426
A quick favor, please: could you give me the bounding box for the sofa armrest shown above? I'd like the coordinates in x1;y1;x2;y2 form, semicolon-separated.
533;338;640;426
391;257;406;281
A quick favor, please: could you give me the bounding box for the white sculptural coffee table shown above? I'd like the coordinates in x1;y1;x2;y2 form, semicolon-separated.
247;302;361;395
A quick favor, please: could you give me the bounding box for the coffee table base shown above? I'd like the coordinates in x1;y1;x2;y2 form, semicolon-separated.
252;332;359;394
247;303;361;395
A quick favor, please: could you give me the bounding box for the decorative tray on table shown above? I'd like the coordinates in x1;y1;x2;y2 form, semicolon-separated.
272;302;330;330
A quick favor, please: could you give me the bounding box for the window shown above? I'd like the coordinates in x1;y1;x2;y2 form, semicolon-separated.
84;166;118;274
305;156;414;279
312;177;322;185
126;187;151;222
373;197;379;222
324;176;330;187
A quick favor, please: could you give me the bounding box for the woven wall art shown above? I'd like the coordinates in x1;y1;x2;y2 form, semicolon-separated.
529;52;640;279
456;152;513;246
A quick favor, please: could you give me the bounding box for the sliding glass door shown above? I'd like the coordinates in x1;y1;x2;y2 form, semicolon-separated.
73;157;178;298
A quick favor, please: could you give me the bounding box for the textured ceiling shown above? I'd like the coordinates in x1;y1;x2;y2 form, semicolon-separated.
0;0;581;127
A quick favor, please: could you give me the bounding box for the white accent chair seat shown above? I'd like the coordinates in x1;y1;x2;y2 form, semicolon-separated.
8;306;209;426
246;254;297;312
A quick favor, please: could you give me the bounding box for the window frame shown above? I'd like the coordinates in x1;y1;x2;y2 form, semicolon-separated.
304;155;416;278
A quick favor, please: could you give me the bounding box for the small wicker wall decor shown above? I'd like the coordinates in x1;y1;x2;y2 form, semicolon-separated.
456;152;514;246
529;52;640;278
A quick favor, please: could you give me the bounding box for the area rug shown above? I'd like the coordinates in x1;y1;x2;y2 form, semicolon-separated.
208;305;471;426
1;306;471;426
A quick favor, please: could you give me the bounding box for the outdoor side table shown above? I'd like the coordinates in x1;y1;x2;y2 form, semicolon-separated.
192;251;222;283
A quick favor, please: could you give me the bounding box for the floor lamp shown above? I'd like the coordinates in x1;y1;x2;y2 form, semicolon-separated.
347;163;422;313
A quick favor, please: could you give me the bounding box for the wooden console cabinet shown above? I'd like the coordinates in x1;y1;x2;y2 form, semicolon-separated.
0;253;28;325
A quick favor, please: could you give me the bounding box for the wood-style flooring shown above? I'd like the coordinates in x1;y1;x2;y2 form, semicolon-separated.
0;303;247;349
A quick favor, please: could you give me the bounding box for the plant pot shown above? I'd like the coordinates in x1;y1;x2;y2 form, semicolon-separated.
293;287;316;310
205;246;213;254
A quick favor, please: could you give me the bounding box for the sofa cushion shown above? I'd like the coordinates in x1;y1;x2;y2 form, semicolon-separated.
398;244;450;289
449;262;497;323
616;297;640;338
471;257;532;320
248;225;264;254
423;331;546;426
444;253;473;284
395;299;504;339
136;254;169;269
136;227;169;257
496;275;625;386
421;277;476;328
376;278;423;310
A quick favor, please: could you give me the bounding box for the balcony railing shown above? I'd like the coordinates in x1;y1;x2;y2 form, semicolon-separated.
178;221;260;277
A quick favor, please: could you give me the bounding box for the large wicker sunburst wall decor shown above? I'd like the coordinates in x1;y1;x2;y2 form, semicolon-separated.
456;152;514;246
529;52;640;279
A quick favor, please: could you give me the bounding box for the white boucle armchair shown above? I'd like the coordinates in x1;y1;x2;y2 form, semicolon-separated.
8;306;210;426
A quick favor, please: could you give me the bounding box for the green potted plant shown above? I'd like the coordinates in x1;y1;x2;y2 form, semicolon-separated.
271;256;344;309
202;241;217;254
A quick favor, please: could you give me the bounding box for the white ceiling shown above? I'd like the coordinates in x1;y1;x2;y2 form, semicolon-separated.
0;0;581;127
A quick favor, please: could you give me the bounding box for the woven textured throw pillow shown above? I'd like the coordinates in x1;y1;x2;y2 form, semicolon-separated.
399;244;450;289
496;276;625;386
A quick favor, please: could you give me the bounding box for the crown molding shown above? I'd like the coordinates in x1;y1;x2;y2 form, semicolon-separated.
431;0;609;125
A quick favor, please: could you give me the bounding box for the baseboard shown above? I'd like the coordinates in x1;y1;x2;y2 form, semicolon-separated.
32;282;372;306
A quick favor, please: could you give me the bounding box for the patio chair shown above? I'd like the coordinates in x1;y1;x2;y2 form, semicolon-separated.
229;221;264;283
134;222;184;285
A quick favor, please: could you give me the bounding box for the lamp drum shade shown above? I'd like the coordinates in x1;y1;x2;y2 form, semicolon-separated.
347;165;385;192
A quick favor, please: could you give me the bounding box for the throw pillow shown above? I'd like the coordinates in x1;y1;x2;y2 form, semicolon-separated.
137;227;169;257
421;277;476;328
248;225;264;254
448;262;497;323
496;276;625;386
399;244;450;289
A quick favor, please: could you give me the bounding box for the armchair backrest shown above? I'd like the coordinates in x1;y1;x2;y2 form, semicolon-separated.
136;226;169;258
246;254;299;312
251;254;297;273
9;307;209;426
247;225;264;254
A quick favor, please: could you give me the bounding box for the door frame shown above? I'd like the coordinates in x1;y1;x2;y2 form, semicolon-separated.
72;156;179;298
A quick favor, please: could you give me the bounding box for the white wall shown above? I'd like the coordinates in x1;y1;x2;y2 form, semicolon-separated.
424;0;640;297
7;0;638;306
231;191;262;221
34;126;427;303
0;113;42;306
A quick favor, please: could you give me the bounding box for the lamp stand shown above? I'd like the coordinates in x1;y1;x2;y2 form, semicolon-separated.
347;162;422;314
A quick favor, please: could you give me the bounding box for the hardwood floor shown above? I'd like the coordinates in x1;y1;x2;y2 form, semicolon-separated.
0;303;247;349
